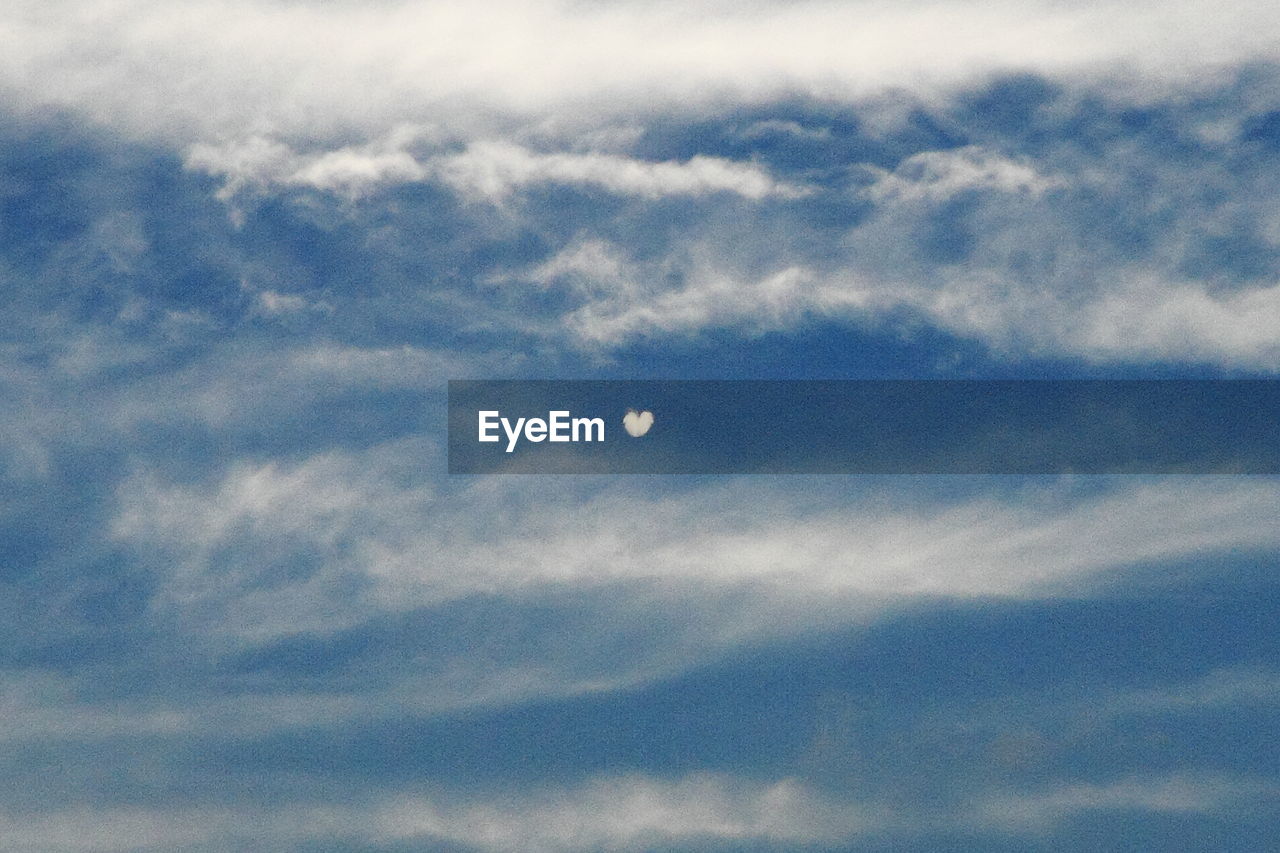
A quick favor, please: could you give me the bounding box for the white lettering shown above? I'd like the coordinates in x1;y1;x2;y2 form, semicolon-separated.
481;410;605;452
478;411;500;442
573;417;605;442
548;411;570;442
502;416;526;453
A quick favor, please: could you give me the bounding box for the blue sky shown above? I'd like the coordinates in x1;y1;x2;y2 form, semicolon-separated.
2;1;1280;849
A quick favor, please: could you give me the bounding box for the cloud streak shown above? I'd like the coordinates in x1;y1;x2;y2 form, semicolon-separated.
186;135;804;203
112;455;1280;666
0;770;1271;852
862;145;1066;202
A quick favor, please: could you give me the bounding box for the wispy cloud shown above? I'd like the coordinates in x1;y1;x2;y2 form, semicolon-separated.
111;457;1280;676
186;133;431;202
518;113;1280;368
374;774;864;852
862;145;1066;202
971;776;1279;832
0;774;860;852
529;240;1280;369
0;770;1271;852
187;134;805;204
436;140;807;201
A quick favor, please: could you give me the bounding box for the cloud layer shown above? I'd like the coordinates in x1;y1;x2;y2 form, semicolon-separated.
4;0;1280;143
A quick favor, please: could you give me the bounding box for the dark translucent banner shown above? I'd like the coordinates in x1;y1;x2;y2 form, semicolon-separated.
447;380;1280;474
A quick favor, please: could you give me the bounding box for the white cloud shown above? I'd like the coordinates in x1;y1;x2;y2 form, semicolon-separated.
972;776;1278;831
0;806;245;852
104;342;465;431
1063;275;1280;365
2;0;1278;147
287;149;427;195
1101;667;1280;715
0;339;468;478
523;239;635;296
10;5;1273;371
559;261;843;345
101;443;1280;722
863;146;1066;202
185;132;431;200
112;452;1280;669
251;288;330;316
0;774;858;852
526;242;869;345
533;239;1280;368
880;268;1280;368
186;134;802;203
435;140;806;201
0;770;1271;851
375;774;863;852
179;126;1280;370
738;119;834;141
111;442;435;641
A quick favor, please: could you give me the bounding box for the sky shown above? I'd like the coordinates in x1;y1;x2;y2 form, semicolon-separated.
2;1;1280;850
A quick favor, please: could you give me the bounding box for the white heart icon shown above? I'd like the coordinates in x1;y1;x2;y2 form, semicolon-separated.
622;409;654;437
